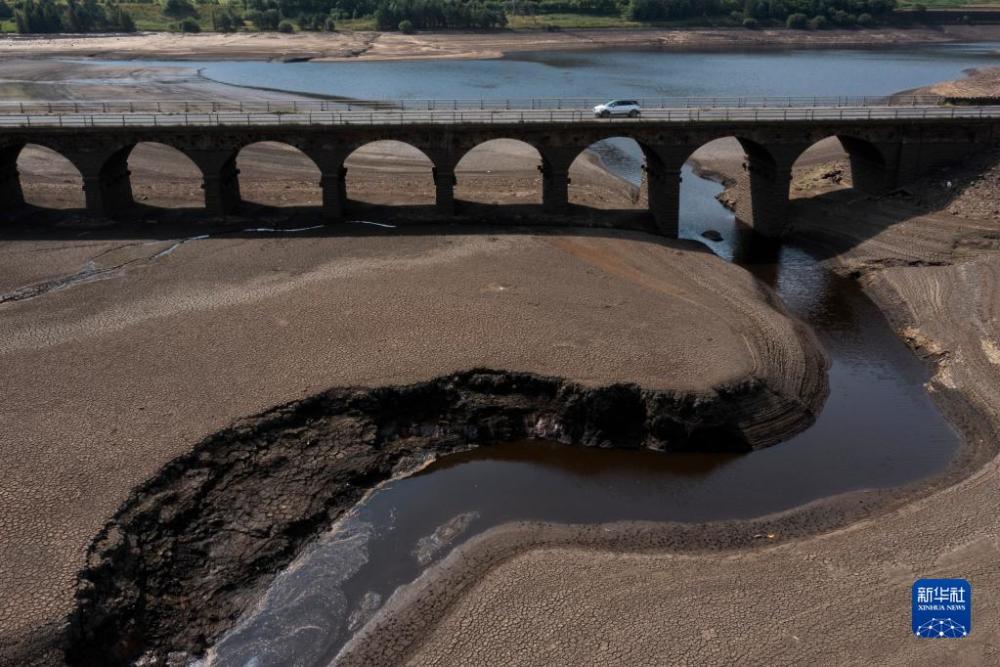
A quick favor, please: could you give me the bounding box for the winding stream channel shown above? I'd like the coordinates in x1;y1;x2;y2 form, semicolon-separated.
134;43;1000;665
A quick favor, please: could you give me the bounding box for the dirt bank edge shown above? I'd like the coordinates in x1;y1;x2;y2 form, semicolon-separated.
333;362;996;666
64;359;828;666
1;26;997;63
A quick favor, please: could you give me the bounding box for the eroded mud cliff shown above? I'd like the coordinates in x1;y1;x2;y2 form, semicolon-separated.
66;364;826;665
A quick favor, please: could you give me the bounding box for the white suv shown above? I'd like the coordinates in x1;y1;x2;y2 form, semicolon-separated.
593;100;641;118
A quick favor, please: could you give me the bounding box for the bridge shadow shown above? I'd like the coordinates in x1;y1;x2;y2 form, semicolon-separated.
785;152;999;262
0;201;658;242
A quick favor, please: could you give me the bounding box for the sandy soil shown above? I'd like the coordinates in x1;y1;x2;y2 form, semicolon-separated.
0;228;826;665
2;60;1000;666
926;66;1000;99
339;172;1000;667
332;69;1000;666
0;59;825;664
1;25;999;62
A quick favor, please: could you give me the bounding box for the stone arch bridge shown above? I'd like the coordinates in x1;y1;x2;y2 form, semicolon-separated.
2;107;997;237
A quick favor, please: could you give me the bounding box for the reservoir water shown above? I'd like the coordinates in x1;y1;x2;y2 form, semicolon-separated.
189;43;998;665
162;42;1000;101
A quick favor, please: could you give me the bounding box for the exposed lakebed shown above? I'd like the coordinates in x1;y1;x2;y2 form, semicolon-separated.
67;44;998;665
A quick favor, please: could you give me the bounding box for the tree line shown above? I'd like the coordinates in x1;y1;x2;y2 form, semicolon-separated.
625;0;895;25
2;0;898;33
3;0;135;32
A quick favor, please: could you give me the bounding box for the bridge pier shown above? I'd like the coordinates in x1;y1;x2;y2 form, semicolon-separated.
734;145;806;238
320;167;347;221
66;148;133;217
644;156;682;238
541;166;569;213
189;151;240;216
539;147;578;214
837;137;899;194
736;159;792;238
0;145;24;214
433;168;456;216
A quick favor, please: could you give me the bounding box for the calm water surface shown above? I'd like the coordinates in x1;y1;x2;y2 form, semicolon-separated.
155;42;1000;100
195;44;996;665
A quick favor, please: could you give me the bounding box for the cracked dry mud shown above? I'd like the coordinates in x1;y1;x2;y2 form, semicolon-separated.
68;366;826;665
4;59;1000;667
0;218;828;665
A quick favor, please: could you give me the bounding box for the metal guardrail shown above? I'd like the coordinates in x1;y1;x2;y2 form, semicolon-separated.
0;94;947;116
0;105;998;128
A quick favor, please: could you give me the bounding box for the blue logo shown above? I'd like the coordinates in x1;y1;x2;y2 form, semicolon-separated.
912;578;971;638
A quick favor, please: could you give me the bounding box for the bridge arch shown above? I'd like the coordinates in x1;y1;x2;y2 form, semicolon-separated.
3;142;85;211
454;138;543;207
567;137;647;211
236;141;322;209
790;135;893;196
671;136;780;241
678;135;777;174
123;142;205;209
344;140;436;208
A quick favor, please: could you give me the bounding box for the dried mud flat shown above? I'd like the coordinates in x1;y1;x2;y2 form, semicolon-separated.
1;222;833;665
1;25;999;62
334;71;1000;667
2;63;1000;666
0;59;830;661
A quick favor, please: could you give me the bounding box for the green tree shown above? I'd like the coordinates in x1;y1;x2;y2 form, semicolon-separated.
163;0;198;20
785;11;807;27
179;15;200;30
214;10;236;30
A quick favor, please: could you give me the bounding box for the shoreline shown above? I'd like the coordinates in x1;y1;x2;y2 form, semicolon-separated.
335;136;1000;664
0;25;998;63
69;353;831;663
3;59;1000;666
336;195;1000;667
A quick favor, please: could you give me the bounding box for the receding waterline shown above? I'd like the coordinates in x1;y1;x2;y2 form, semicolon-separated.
190;45;979;666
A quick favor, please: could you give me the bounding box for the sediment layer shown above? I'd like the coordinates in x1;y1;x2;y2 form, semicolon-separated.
67;365;825;665
334;146;1000;667
1;26;997;62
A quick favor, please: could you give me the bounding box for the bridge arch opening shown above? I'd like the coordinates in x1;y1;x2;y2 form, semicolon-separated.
344;140;435;207
454;139;542;206
11;143;85;210
126;142;204;209
567;137;645;211
236;141;322;208
679;136;777;245
790;135;887;198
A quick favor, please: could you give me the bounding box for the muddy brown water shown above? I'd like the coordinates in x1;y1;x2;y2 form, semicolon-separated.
201;154;959;667
189;45;995;665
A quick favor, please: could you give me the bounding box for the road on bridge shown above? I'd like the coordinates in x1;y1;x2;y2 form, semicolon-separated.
1;98;999;128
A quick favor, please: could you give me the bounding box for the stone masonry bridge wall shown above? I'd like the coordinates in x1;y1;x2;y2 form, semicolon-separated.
1;118;997;237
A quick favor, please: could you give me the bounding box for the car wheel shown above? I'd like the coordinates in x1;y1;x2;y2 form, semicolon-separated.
629;110;639;118
600;110;610;118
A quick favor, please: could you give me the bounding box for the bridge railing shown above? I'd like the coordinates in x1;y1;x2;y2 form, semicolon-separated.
0;94;947;116
0;104;998;128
